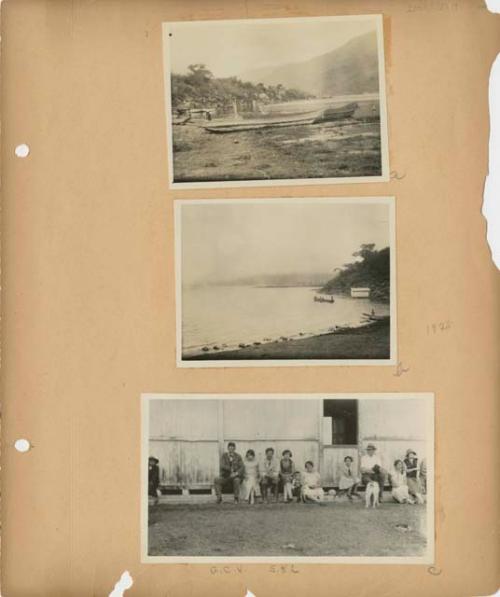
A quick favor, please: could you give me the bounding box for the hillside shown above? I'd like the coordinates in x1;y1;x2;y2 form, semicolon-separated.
320;245;390;303
242;31;379;97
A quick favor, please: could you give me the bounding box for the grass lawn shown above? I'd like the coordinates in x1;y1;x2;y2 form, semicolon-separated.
148;499;427;558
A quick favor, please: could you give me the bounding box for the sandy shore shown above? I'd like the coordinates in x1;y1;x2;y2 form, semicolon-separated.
184;319;390;361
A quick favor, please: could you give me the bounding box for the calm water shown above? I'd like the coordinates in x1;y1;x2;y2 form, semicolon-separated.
182;285;389;355
262;93;380;114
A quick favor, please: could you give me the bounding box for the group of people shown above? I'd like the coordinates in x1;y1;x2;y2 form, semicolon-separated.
213;442;427;505
214;443;324;504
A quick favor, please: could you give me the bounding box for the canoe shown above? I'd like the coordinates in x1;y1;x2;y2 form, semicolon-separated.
199;109;323;133
198;102;359;133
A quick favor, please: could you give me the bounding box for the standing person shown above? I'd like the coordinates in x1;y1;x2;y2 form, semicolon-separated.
360;444;388;500
214;442;245;504
338;455;360;500
148;456;160;505
260;447;280;503
390;459;415;504
243;449;260;505
404;449;425;504
280;449;296;503
301;461;324;503
419;458;427;494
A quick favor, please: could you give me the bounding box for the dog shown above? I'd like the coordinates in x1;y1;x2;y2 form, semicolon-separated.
365;480;380;508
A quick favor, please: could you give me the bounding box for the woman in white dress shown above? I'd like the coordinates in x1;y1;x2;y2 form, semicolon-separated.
301;461;324;503
242;449;261;504
390;459;415;504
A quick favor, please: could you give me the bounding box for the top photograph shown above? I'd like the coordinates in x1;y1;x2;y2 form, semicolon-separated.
163;15;389;188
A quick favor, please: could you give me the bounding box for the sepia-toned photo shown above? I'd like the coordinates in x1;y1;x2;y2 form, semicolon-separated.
163;15;389;188
142;394;434;563
175;198;396;367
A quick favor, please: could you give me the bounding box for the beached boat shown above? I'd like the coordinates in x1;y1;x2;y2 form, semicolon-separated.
361;313;390;322
197;102;358;133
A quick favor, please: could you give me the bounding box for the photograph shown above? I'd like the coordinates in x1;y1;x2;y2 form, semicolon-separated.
163;15;389;188
175;198;396;367
142;394;434;563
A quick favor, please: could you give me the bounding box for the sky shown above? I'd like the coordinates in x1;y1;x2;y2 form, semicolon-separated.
181;201;390;286
166;17;377;78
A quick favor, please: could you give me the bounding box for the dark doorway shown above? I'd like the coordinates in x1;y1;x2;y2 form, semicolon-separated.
323;400;358;445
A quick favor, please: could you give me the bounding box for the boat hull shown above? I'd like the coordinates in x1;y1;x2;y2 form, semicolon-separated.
199;102;359;133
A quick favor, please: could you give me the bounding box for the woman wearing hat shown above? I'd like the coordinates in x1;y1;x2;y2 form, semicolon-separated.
404;449;424;504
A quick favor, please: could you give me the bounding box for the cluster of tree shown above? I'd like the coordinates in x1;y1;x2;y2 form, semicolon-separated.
320;244;390;303
171;64;313;111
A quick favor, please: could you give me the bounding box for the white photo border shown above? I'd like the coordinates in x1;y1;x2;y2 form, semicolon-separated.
174;196;397;368
141;393;435;565
162;14;390;189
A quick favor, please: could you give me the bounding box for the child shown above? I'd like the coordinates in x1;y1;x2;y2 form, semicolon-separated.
390;459;415;504
243;449;260;504
404;449;425;504
301;461;324;503
338;455;360;500
291;471;303;502
280;449;296;503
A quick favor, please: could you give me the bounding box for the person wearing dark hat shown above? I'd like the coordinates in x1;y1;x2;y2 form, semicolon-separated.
214;442;245;504
404;449;425;504
360;444;388;500
148;456;160;505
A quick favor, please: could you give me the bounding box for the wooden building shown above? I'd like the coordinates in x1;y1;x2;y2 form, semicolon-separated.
350;287;371;298
148;397;428;492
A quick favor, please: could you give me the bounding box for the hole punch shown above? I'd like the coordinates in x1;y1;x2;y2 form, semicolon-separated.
15;144;30;158
14;438;31;453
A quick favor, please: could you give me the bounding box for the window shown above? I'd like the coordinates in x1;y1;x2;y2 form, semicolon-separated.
323;400;358;445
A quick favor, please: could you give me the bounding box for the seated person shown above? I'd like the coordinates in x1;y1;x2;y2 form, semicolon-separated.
404;449;425;504
243;449;261;505
390;459;415;504
214;442;245;504
337;455;360;500
261;447;280;503
301;461;325;503
360;444;388;500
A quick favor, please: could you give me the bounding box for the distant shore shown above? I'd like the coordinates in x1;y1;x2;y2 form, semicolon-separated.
183;319;390;361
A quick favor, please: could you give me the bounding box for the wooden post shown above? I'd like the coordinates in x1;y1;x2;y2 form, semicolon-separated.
318;399;324;476
217;400;224;458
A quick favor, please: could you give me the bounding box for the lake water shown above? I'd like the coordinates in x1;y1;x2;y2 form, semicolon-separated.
262;93;380;114
182;285;389;356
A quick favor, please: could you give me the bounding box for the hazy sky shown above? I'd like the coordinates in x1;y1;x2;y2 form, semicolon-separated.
181;201;390;286
167;18;377;78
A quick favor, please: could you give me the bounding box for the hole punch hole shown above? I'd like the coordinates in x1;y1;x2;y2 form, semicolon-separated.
14;438;31;453
15;144;30;158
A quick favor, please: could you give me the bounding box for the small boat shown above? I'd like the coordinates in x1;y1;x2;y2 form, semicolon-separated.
198;102;358;134
361;313;390;322
314;295;335;303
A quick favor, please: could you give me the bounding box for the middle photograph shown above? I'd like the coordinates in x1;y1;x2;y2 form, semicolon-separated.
175;197;396;367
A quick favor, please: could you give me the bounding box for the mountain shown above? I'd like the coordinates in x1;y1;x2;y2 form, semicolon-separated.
241;31;379;97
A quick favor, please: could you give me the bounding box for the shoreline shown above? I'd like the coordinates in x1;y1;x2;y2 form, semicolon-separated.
183;319;390;361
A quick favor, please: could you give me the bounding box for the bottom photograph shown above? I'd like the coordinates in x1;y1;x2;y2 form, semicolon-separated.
142;393;434;564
